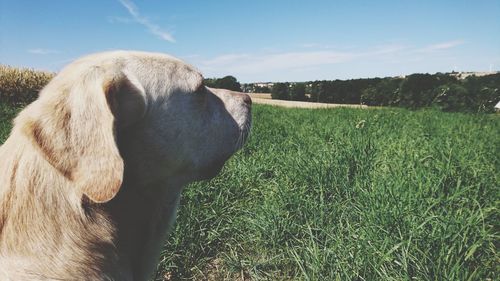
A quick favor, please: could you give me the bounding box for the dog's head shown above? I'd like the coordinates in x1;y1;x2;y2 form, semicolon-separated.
18;51;251;203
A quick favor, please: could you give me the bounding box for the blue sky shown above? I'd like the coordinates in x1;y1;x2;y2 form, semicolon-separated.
1;0;499;82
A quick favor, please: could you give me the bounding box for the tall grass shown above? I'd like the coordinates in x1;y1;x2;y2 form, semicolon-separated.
0;103;498;280
156;106;499;280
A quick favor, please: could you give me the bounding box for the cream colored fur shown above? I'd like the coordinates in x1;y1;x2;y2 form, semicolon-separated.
0;51;251;280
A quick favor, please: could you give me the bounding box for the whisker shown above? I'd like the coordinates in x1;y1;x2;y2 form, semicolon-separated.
234;116;252;151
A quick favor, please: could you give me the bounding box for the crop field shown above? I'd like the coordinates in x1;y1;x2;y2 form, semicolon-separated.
0;104;498;280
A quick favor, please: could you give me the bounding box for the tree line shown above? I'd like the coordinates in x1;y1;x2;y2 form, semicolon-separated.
203;73;499;112
270;73;500;112
204;76;242;91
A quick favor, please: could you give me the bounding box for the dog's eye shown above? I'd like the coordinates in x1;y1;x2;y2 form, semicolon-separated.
194;84;206;95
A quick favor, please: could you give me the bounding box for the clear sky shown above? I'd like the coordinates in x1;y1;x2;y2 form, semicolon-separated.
1;0;499;82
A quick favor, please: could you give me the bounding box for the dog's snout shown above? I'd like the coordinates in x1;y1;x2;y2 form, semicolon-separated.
241;93;252;106
210;88;252;107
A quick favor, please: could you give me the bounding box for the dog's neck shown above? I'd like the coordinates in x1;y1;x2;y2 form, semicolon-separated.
107;175;184;281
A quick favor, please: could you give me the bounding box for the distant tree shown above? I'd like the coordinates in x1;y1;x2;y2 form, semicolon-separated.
203;76;242;91
242;72;499;112
309;81;329;102
309;81;321;102
361;86;378;106
217;76;242;91
432;83;470;111
290;83;307;101
271;83;290;100
361;78;402;106
323;81;336;103
306;79;379;104
398;74;441;108
464;73;500;112
204;78;218;88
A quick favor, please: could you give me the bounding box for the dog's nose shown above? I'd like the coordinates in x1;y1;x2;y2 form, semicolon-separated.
241;93;252;105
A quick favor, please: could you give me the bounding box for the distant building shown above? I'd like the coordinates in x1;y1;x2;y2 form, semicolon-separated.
255;82;274;88
449;71;499;80
241;82;275;93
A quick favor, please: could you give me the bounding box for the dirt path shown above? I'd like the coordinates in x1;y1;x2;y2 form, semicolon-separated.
250;95;368;109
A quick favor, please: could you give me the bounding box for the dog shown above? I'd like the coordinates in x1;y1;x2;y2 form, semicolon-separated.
0;50;252;280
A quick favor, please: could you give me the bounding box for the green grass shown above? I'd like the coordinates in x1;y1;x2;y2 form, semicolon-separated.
156;106;499;280
0;103;20;143
1;104;498;280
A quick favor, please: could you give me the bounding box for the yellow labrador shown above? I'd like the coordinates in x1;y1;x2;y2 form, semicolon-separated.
0;51;251;280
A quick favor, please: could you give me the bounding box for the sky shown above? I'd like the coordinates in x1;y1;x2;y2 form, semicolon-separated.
1;0;499;83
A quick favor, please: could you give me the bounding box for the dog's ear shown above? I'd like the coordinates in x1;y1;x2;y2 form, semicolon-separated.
104;71;147;129
23;67;146;203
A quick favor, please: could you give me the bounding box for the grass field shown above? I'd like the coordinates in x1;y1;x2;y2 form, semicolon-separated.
0;103;19;143
1;104;498;280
